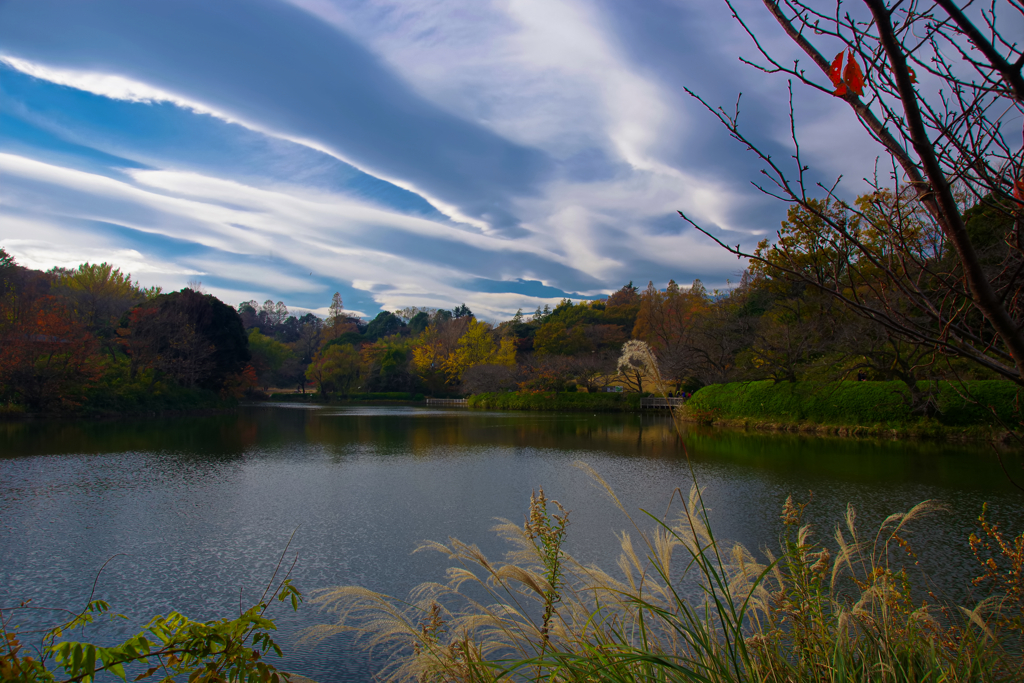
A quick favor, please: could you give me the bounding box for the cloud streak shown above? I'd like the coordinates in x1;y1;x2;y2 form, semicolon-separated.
0;0;868;318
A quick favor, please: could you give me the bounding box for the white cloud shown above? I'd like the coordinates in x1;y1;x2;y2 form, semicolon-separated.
1;237;203;277
0;53;494;232
0;152;607;318
0;55;238;123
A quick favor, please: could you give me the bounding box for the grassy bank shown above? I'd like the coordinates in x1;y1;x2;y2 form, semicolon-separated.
685;380;1021;437
468;391;643;412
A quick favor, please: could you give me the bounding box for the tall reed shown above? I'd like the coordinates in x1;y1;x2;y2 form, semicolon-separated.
305;351;1022;681
303;459;1021;681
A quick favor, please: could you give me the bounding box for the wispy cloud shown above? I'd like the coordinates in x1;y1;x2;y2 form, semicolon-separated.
0;0;845;318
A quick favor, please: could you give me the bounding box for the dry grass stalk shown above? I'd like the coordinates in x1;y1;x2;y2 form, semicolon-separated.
302;462;1022;682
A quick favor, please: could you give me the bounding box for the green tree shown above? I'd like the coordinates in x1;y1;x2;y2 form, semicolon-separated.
365;311;403;340
306;344;360;399
248;329;295;391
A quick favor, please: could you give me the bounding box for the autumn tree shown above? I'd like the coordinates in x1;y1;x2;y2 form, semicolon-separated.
441;318;516;383
533;321;591;356
633;280;708;387
0;296;101;410
306;343;360;399
324;292;358;341
685;0;1024;385
50;262;147;355
411;314;472;390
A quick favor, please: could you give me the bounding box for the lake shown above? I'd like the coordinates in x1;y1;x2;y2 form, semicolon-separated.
2;404;1022;681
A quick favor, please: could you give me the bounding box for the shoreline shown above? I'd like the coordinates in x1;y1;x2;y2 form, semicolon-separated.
0;406;240;422
680;413;1014;443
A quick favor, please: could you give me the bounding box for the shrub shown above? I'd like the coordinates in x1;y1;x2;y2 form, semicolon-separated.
467;391;643;412
687;380;1021;429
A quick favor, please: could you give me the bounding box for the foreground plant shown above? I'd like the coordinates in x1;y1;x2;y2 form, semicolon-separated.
306;463;1021;682
1;556;302;683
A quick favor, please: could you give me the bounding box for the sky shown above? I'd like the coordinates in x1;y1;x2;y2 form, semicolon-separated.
0;0;882;320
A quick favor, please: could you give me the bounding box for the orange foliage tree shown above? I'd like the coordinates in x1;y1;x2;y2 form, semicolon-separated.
632;280;706;389
0;295;101;410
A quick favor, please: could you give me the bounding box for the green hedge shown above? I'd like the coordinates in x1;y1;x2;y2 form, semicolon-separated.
687;380;1021;428
468;391;643;412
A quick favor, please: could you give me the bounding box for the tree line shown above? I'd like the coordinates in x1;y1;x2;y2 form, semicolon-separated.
0;251;252;413
2;179;1017;415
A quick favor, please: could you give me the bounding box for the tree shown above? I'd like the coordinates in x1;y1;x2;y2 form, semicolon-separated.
365;311;403;340
684;1;1024;385
295;316;323;364
616;339;666;395
633;280;707;387
533;321;591;356
49;262;146;354
362;337;417;392
562;350;618;393
247;329;294;391
461;363;520;394
119;289;250;391
0;296;101;410
411;315;471;390
408;311;430;335
238;300;259;328
306;343;360;399
258;300;288;330
324;292;357;341
441;319;516;382
451;303;474;319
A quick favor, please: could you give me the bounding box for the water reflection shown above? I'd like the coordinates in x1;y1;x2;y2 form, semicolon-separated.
1;405;1022;683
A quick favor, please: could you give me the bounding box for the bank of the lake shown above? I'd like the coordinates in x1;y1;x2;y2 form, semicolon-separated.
467;390;643;412
684;380;1021;440
1;384;236;421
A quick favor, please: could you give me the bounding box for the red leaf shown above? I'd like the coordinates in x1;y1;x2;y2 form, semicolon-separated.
828;52;844;87
908;66;917;84
843;51;864;96
834;83;848;96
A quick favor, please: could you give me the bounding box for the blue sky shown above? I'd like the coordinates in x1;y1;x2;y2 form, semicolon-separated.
0;0;881;320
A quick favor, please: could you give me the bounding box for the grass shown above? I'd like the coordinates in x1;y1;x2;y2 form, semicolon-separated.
304;462;1023;682
686;380;1022;433
467;391;644;412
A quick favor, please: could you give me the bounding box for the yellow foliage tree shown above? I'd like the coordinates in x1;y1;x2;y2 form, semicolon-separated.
438;319;516;383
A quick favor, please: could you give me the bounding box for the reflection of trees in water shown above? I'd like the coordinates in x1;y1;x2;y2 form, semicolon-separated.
682;429;1024;492
0;414;256;460
5;408;1019;493
296;410;687;461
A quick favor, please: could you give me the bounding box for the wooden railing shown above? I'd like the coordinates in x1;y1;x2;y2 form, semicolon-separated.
640;397;686;409
426;398;469;406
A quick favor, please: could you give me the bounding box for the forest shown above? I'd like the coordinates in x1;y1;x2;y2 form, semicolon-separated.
0;186;1016;418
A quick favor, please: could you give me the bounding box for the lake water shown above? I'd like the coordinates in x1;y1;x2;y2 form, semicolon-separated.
2;404;1023;681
